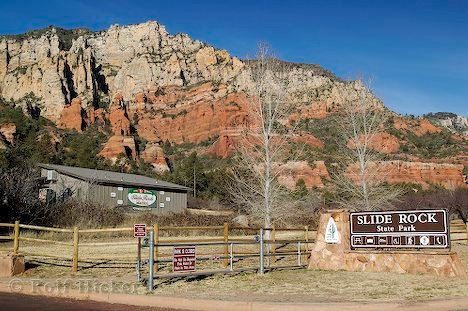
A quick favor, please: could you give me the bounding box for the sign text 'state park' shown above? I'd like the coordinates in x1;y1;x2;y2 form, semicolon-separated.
350;210;448;249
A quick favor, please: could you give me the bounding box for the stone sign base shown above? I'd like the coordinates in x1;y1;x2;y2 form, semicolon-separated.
308;211;466;277
0;254;25;277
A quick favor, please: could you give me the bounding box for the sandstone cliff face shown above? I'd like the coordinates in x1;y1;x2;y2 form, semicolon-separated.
281;160;466;190
57;97;85;132
0;21;387;163
0;28;97;121
108;94;131;136
425;112;468;136
1;21;462;188
0;22;245;122
97;93;137;162
133;84;251;148
98;135;137;162
345;160;465;189
0;123;16;145
347;132;400;154
277;161;330;189
393;117;442;136
140;143;170;173
0;22;380;126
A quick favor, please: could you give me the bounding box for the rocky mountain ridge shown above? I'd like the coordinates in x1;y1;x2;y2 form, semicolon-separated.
424;112;468;136
0;21;376;120
0;21;466;190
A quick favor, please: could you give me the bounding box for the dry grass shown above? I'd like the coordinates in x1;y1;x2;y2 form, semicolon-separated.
152;264;468;302
0;230;311;274
0;229;466;303
150;244;468;303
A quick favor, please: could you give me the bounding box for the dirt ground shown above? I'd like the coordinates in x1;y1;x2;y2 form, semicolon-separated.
149;243;468;303
2;242;466;304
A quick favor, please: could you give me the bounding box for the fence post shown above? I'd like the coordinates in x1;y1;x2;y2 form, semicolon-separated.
297;241;301;266
229;242;233;271
72;227;79;272
304;225;309;261
136;237;141;282
259;228;264;274
223;223;229;268
153;224;159;272
271;225;276;263
13;221;20;255
148;229;154;291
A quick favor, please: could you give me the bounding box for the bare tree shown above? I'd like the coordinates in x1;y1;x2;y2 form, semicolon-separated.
332;81;403;211
0;166;49;224
229;44;306;231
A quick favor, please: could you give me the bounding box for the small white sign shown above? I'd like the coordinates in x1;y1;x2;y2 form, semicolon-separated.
165;197;171;202
159;203;165;208
110;192;116;198
118;187;124;191
325;217;339;243
159;191;165;195
420;235;430;246
117;199;123;205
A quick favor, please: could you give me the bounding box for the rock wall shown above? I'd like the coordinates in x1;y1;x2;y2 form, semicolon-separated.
347;132;400;154
274;160;466;189
277;161;329;189
1;21;462;185
57;97;85;132
140;143;170;173
97;94;136;162
345;160;466;189
393;117;442;136
0;123;16;144
98;135;137;162
0;28;97;121
0;22;245;121
0;21;380;126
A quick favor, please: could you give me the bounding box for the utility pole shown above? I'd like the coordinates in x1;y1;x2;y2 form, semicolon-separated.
193;161;196;197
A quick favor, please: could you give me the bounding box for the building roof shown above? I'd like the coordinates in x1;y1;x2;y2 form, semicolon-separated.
38;163;190;191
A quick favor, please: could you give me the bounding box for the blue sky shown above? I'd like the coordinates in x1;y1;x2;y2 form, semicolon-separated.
0;0;466;116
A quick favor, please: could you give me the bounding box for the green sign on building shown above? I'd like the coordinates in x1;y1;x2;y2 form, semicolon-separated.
128;188;157;207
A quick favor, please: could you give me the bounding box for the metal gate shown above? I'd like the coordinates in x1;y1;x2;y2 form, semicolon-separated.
137;228;314;291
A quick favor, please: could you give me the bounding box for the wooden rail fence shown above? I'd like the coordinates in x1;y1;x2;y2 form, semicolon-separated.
0;220;466;273
0;222;313;272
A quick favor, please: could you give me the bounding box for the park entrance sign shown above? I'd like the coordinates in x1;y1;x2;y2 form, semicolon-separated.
350;209;449;249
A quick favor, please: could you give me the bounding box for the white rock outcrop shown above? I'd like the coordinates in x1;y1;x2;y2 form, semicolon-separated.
0;21;380;122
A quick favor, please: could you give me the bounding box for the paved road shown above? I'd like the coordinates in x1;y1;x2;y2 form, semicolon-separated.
0;292;183;311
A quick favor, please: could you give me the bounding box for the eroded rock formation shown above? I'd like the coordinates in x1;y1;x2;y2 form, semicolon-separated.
393;117;442;136
98;135;137;162
277;161;330;189
98;93;136;163
347;132;400;154
140;143;170;173
0;21;463;188
345;160;465;189
57;97;85;132
0;123;16;145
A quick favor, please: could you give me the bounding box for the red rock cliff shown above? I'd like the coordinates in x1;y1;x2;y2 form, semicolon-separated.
57;98;85;132
345;160;465;189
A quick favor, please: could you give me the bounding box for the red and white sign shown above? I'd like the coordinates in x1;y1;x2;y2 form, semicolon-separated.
133;224;147;238
173;246;196;272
